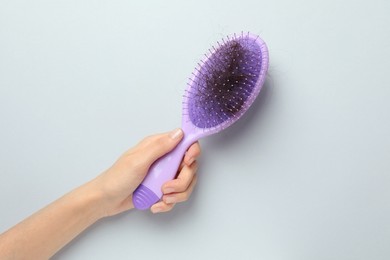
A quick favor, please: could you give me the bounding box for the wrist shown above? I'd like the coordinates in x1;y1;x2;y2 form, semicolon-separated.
73;181;108;221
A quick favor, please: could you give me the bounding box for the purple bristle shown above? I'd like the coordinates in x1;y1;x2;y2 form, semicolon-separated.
187;34;264;129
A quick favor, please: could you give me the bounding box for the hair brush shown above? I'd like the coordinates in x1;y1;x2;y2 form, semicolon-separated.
133;32;269;209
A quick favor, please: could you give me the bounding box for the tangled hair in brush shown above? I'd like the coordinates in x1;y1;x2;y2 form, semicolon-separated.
186;33;264;129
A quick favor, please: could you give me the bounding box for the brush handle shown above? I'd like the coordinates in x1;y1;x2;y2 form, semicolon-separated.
132;133;197;210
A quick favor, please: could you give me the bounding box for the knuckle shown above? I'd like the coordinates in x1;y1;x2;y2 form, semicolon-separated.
175;178;183;187
182;192;190;201
140;134;156;146
155;136;168;146
143;134;169;149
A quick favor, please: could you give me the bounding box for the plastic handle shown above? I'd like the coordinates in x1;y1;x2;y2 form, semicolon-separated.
132;133;197;210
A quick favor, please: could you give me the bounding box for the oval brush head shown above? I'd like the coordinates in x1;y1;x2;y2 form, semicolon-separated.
133;32;269;209
185;32;268;134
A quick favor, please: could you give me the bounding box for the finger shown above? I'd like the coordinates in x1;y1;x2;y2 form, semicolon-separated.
137;128;183;163
184;142;201;166
177;142;201;171
162;174;198;204
162;161;198;194
150;201;175;214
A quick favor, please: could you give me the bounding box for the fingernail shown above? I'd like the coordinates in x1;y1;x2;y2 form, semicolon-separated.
164;187;175;194
151;207;162;214
164;196;177;204
169;128;183;140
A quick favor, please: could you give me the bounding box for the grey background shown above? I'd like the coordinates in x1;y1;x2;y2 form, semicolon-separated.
1;0;389;259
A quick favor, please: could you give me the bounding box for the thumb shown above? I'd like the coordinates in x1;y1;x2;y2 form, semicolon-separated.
139;128;184;164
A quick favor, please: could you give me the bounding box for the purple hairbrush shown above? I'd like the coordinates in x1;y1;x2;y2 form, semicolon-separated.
133;32;269;209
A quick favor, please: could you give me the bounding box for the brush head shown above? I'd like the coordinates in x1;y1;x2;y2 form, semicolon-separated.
183;32;268;135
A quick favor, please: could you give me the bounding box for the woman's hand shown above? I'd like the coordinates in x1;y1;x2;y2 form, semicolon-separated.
0;128;200;259
92;128;201;216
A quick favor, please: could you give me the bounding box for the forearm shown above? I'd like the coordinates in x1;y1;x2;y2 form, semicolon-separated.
0;181;105;259
0;130;200;259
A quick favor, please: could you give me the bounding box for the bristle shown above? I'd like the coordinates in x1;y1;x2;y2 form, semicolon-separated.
186;34;264;129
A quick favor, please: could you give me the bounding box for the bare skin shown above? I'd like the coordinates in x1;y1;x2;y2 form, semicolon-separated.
0;128;200;259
